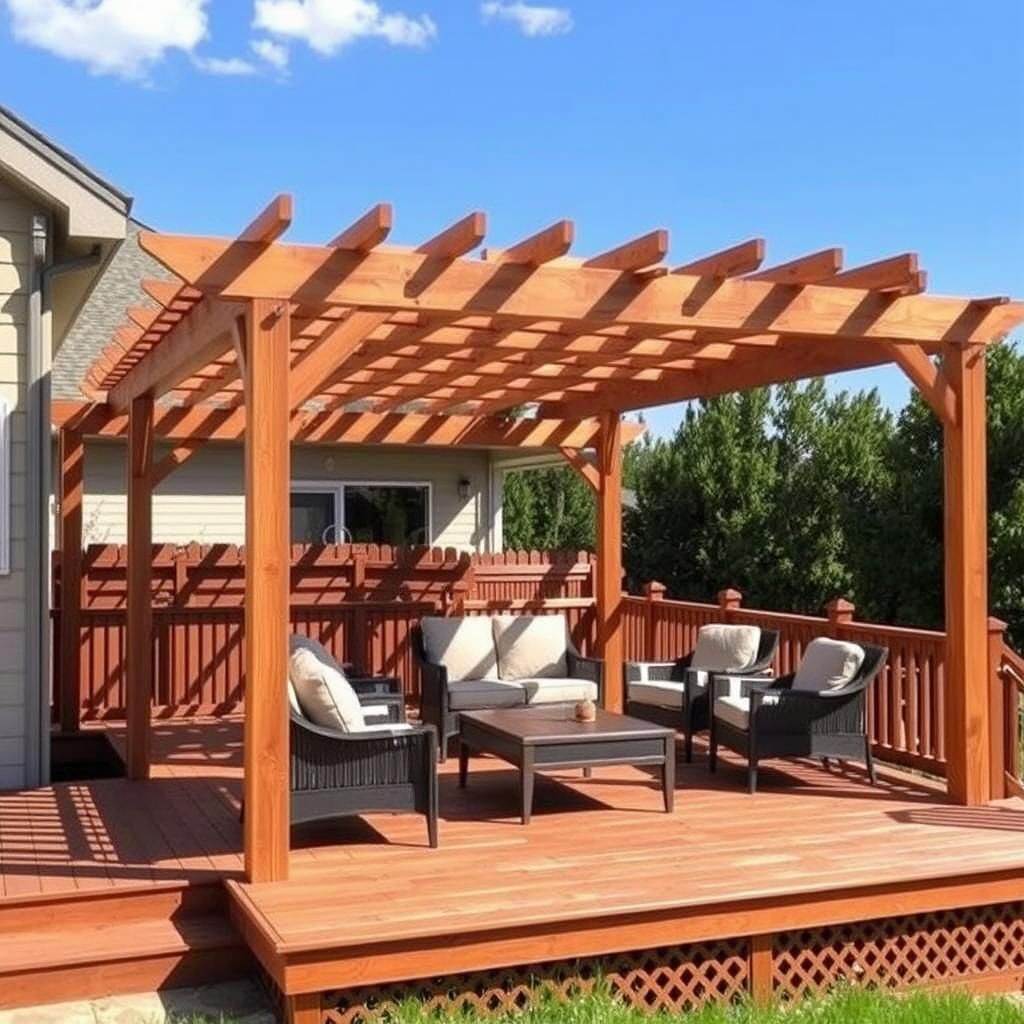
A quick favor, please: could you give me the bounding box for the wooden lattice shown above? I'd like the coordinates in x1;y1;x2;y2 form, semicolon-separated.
321;940;749;1023
772;901;1024;998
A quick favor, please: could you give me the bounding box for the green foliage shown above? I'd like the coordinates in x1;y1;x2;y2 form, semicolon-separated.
502;341;1024;643
384;984;1023;1024
503;466;595;551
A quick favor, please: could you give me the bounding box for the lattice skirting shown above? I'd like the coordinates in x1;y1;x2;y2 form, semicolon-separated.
312;901;1024;1023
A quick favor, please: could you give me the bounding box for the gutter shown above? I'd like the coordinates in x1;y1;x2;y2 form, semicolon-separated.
25;214;103;787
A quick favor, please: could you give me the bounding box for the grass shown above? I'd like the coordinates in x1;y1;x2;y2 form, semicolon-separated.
383;986;1023;1024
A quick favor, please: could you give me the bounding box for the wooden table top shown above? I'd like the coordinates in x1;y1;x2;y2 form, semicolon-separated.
460;705;675;744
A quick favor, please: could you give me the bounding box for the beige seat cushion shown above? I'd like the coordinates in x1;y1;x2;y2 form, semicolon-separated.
447;678;526;711
691;624;761;672
493;615;569;680
421;616;499;682
629;679;687;710
714;692;780;731
289;647;365;732
521;677;598;705
793;638;865;692
287;679;303;717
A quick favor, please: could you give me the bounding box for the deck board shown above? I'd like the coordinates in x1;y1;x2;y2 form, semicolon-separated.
2;717;1024;952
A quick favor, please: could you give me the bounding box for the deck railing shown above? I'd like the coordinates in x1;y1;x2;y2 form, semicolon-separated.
51;545;1024;792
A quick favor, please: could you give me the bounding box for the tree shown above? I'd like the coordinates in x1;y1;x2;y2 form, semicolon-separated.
502;466;594;550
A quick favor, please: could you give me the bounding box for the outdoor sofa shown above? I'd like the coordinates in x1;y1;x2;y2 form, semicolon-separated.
708;636;888;793
413;614;603;759
284;635;439;847
625;624;779;762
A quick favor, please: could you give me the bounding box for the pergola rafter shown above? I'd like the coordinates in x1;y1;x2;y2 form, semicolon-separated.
75;192;1024;884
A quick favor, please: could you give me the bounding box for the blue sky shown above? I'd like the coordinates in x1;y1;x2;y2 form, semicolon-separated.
1;1;1021;436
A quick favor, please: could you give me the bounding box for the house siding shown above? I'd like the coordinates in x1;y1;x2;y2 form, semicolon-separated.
77;440;494;551
0;181;31;789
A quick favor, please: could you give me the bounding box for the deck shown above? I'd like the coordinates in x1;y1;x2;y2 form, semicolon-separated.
3;719;1024;1017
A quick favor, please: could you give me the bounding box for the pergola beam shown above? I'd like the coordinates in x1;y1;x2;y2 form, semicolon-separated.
748;248;843;284
106;299;246;412
137;234;1023;346
50;398;642;450
417;212;487;258
239;193;293;243
583;230;669;272
329;202;393;251
673;238;765;277
487;220;574;265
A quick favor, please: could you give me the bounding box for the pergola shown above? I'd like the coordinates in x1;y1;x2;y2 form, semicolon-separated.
68;194;1024;883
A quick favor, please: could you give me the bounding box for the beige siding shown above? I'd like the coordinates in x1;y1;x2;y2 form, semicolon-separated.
0;186;30;789
80;440;493;551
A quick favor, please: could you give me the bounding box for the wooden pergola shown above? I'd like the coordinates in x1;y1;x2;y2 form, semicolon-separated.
68;194;1023;883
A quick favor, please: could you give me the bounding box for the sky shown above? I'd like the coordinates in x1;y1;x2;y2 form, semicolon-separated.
1;0;1021;437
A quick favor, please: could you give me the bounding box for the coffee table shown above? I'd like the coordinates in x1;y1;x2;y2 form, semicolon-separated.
458;706;676;824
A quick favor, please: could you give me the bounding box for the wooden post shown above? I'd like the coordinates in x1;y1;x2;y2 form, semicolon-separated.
243;298;291;882
718;588;743;618
749;932;774;1005
596;411;624;711
58;428;84;734
827;597;855;635
988;617;1009;800
126;396;154;780
943;343;991;806
644;580;666;661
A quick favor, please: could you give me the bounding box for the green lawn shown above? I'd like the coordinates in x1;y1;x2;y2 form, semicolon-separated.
382;987;1023;1024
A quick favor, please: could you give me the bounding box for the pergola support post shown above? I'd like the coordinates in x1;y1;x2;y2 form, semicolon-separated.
126;396;153;780
243;298;291;883
596;411;624;712
943;342;991;805
58;428;84;734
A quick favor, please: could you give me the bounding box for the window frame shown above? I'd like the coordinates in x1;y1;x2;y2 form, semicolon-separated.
290;479;433;546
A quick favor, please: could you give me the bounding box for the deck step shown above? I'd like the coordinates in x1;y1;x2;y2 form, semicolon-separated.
0;888;251;1010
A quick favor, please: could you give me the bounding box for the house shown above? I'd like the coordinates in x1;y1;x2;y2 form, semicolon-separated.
0;104;130;789
53;224;607;553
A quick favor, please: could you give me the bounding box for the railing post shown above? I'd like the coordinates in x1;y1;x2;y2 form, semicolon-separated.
826;597;855;637
988;616;1009;799
644;581;666;660
718;588;742;621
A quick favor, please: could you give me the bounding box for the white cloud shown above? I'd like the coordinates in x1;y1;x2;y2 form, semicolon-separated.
481;2;572;37
194;54;257;76
253;0;436;55
3;0;210;79
251;37;290;71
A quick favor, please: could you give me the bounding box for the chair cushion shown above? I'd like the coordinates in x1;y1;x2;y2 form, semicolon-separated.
493;615;569;680
421;616;499;683
713;693;781;731
287;679;303;717
521;677;599;705
289;647;365;732
793;638;865;692
629;679;687;710
361;703;391;721
360;722;415;734
447;678;527;711
692;624;761;672
290;633;346;674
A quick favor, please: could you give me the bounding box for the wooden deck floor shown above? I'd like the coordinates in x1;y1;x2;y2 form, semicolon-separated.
3;717;1024;910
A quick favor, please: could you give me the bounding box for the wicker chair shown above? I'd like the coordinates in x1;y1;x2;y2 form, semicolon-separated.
625;629;779;763
708;640;888;793
285;634;439;847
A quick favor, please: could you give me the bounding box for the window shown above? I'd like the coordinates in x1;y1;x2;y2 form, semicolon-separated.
290;481;431;545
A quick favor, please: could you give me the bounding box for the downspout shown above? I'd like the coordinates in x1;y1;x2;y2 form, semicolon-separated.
25;215;102;787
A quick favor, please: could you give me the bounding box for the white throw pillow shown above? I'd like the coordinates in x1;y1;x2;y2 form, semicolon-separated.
289;647;365;732
493;615;569;681
420;616;499;682
793;638;865;692
691;624;761;672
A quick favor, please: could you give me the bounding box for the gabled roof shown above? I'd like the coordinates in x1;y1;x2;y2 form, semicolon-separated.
0;103;131;218
53;222;175;400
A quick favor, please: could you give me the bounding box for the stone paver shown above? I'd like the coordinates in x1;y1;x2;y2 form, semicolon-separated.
0;978;277;1024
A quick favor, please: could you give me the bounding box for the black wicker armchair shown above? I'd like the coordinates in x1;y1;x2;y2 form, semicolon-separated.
625;629;779;763
413;623;603;761
708;641;888;793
